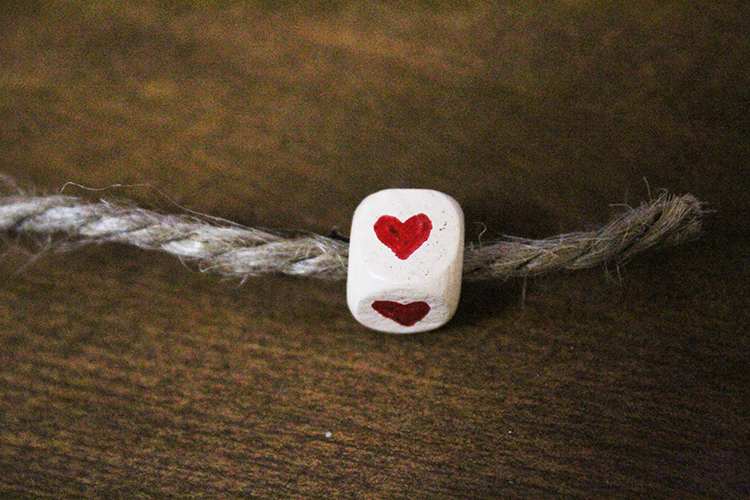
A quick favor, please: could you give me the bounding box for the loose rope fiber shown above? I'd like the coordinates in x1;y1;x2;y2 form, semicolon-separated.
0;191;705;281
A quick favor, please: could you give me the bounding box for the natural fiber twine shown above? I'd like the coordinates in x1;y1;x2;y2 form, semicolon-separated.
0;184;705;281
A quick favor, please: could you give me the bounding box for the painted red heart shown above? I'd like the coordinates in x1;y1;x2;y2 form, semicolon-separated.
371;300;431;327
373;213;432;260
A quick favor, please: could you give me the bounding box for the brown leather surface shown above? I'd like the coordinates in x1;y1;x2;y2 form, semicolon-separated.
1;2;748;498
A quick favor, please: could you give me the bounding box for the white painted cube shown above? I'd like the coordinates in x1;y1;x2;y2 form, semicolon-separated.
347;189;464;333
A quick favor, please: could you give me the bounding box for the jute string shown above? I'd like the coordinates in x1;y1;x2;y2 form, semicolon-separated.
0;191;705;281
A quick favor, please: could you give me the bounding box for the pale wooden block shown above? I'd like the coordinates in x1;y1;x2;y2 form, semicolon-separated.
347;189;464;333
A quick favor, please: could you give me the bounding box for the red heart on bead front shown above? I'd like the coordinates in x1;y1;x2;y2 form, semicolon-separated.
373;213;432;260
371;300;431;326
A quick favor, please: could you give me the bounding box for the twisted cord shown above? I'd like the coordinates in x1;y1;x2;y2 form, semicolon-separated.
0;192;705;281
462;192;705;280
0;195;349;279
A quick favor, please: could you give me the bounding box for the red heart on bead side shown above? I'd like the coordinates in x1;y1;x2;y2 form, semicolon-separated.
373;213;432;260
371;300;431;326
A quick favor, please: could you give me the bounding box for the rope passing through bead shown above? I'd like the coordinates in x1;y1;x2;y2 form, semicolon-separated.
0;191;706;282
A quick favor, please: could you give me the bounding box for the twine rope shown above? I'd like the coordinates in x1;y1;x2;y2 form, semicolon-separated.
0;192;705;281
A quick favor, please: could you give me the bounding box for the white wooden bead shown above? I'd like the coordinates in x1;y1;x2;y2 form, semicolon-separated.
347;189;464;333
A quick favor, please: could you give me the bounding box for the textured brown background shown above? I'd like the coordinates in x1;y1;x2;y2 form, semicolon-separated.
1;1;749;498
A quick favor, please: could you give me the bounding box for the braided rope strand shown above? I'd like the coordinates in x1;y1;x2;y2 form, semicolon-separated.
0;192;705;281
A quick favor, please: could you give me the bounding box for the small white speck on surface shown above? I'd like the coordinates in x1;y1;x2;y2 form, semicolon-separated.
325;432;332;438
